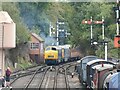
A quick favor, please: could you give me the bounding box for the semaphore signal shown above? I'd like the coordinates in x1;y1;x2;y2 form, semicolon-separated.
82;20;92;24
82;17;105;42
94;21;104;24
82;20;103;24
114;0;120;48
82;16;108;61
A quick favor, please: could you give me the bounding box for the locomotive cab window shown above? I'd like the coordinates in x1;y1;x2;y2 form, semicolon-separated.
52;47;56;50
46;47;51;51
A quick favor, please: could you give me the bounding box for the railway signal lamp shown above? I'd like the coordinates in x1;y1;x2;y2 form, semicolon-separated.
94;21;104;24
82;20;92;24
114;35;120;48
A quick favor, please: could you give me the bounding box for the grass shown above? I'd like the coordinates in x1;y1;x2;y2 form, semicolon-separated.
17;56;33;70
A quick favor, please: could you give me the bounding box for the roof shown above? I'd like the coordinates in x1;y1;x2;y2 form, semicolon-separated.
81;56;98;64
81;56;97;61
31;33;44;42
0;11;13;23
87;59;107;65
77;60;81;63
92;64;114;71
77;56;97;64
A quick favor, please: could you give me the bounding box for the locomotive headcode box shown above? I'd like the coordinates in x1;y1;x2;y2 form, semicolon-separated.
114;35;120;48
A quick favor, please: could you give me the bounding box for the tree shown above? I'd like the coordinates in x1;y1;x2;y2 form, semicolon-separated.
2;2;30;44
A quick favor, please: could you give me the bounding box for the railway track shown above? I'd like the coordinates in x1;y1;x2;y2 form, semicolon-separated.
54;61;78;89
53;66;70;89
23;66;49;90
24;66;56;89
39;66;56;88
10;61;81;89
10;65;47;82
10;65;48;88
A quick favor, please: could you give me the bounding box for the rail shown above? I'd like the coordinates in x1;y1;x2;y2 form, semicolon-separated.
23;66;47;90
10;65;47;86
53;66;70;90
38;67;50;89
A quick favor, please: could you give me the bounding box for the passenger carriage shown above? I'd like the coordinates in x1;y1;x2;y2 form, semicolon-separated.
91;64;114;89
86;59;115;88
78;56;98;84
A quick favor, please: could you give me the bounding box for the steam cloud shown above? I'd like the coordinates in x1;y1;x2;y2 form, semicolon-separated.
40;32;57;47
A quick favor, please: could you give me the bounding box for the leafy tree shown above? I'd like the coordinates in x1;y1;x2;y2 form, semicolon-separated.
4;2;118;59
2;2;30;44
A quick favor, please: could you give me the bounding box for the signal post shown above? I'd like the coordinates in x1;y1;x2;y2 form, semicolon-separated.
114;0;120;62
82;17;108;61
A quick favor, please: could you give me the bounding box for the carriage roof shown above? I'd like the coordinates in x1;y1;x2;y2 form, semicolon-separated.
80;56;97;61
92;64;114;71
87;59;113;66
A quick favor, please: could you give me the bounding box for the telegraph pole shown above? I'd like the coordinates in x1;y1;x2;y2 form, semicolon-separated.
56;20;59;46
116;0;119;35
56;19;65;45
51;19;68;46
102;16;105;40
102;16;107;61
90;16;93;45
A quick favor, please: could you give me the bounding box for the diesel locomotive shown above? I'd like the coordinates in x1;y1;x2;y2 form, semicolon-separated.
44;45;81;65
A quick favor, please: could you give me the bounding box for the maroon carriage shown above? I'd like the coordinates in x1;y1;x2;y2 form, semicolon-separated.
91;64;114;89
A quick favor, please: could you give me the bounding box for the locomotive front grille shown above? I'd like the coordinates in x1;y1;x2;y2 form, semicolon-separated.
48;55;54;58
